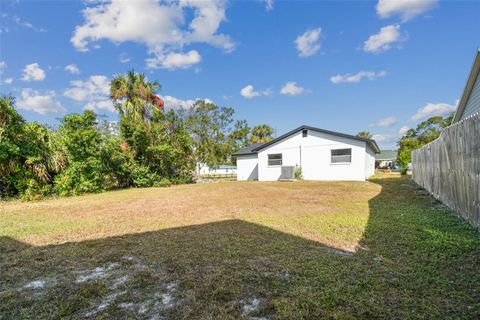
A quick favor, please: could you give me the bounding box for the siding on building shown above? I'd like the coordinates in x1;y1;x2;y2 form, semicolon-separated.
453;49;480;123
256;130;371;181
460;71;480;120
236;154;258;180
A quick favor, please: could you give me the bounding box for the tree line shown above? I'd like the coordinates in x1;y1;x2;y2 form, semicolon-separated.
0;71;273;200
357;113;454;173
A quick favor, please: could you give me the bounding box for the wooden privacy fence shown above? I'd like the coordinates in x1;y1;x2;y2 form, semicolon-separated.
412;112;480;228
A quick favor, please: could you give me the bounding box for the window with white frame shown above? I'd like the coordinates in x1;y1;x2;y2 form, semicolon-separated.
268;153;282;166
331;148;352;163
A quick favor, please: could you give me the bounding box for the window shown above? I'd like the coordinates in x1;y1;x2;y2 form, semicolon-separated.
268;153;282;166
302;129;308;137
331;148;352;163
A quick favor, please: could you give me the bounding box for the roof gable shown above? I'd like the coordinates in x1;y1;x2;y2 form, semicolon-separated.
232;143;265;156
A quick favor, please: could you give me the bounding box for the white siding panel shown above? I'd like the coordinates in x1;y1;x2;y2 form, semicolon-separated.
236;154;258;181
461;73;480;120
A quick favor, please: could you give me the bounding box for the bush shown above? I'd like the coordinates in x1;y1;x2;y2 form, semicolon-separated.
153;178;171;188
295;167;303;180
131;165;160;188
100;136;136;189
54;160;105;196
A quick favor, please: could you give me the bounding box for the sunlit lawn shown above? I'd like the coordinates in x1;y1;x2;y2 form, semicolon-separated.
1;173;479;319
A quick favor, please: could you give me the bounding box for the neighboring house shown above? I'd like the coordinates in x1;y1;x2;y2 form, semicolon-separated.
197;164;237;176
233;125;380;181
452;49;480;123
375;150;397;169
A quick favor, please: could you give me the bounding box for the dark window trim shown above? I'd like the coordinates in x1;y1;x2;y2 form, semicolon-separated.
330;148;352;164
268;153;283;166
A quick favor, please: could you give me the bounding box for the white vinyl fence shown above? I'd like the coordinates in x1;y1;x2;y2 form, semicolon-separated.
412;112;480;228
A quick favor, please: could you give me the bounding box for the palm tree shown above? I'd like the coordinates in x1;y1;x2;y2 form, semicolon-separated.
357;131;373;139
249;124;274;143
110;70;161;121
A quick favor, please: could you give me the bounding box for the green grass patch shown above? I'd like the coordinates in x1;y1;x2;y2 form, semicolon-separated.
1;174;479;318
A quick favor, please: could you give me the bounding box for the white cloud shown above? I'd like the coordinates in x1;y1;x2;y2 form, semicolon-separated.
372;124;415;146
295;28;322;57
160;95;213;109
398;126;411;135
264;0;274;11
378;116;397;127
363;24;405;53
65;64;80;74
330;70;386;84
240;84;271;99
84;100;115;113
240;85;260;98
4;78;13;84
376;0;437;22
119;53;131;64
64;75;110;101
280;82;305;96
71;0;234;70
3;14;47;32
64;75;116;113
161;95;195;109
146;50;201;70
372;133;398;143
411;102;457;121
21;63;45;81
16;89;66;114
0;61;5;74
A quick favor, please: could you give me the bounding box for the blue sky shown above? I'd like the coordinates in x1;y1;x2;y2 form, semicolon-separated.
0;0;479;148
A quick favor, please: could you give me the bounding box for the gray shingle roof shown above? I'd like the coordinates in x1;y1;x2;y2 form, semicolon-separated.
233;125;381;156
253;125;380;154
375;150;397;160
232;143;266;156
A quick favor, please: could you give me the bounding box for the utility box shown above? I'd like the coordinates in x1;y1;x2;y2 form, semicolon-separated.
279;166;295;181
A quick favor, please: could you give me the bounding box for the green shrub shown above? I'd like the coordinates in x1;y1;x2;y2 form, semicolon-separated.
153;178;171;188
131;165;159;187
54;160;105;196
295;167;303;180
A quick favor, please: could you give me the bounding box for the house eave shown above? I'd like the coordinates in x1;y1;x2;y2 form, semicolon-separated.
452;48;480;123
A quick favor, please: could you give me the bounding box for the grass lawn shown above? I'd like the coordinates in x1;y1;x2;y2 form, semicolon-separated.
1;173;479;319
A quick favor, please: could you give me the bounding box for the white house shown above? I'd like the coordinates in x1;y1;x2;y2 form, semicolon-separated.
233;125;380;181
197;164;237;176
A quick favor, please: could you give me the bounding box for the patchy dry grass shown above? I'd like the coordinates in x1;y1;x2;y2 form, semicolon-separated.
1;174;479;319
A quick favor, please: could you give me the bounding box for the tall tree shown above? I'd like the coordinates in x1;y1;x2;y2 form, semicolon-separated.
54;111;105;195
0;96;65;198
249;124;274;143
185;100;235;168
110;70;161;121
229;120;250;148
397;112;454;171
357;131;372;139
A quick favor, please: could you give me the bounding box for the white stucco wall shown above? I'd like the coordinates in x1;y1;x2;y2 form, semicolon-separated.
365;147;376;179
257;130;371;181
236;154;258;181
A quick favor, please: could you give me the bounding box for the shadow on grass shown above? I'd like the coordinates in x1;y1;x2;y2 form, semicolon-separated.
1;177;479;319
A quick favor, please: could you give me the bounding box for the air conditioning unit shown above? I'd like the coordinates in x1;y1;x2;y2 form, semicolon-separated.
279;166;295;181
